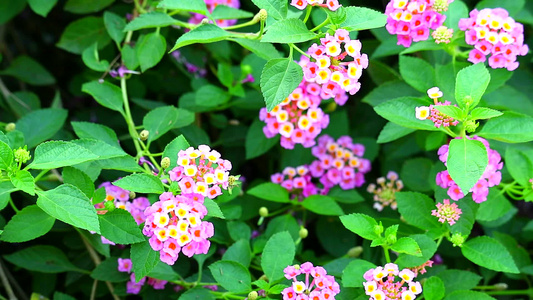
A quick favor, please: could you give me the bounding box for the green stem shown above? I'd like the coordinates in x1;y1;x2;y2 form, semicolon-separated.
8;198;19;213
33;169;49;182
383;246;391;263
486;289;533;296
120;76;143;158
223;17;259;31
289;43;311;59
303;5;312;23
443;126;457;138
209;291;245;299
256;18;265;40
311;16;330;32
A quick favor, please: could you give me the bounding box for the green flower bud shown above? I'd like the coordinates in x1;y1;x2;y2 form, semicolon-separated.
104;200;116;212
139;130;149;141
258;9;267;21
13;146;31;164
451;233;466;247
5;122;15;132
494;283;508;291
247;291;258;300
161;157;171;169
386;233;397;245
374;224;384;236
129;191;136;199
259;207;269;217
347;246;363;258
241;64;253;76
299;227;308;239
463;95;473;107
464;119;479;133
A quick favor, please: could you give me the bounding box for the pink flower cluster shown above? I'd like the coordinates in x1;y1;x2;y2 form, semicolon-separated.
432;199;462;225
169;145;232;199
436;136;503;203
300;29;369;98
259;86;330;149
142;192;214;265
409;260;434;276
309;135;371;190
290;0;341;11
271;165;328;200
187;0;240;27
363;263;422;300
385;0;453;47
416;87;459;128
282;262;340;300
367;171;404;211
117;258;168;294
459;8;529;71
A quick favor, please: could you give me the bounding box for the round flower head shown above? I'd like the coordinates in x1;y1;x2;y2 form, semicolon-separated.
367;171;403;211
282;262;340;300
432;199;462;225
418;87;459;128
271;164;329;200
363;264;423;300
459;8;529;70
432;26;453;44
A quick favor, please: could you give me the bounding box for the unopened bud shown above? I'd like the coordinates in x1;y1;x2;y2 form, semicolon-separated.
299;227;308;239
386;233;397;245
161;157;171;169
259;274;268;282
347;246;363;258
464;119;479;133
293;264;300;270
129;191;136;199
463;95;473;107
258;9;267;22
104;201;116;212
228;119;240;126
451;233;466;247
248;291;258;300
374;224;384;236
13;147;31;164
5;122;15;132
259;207;269;217
139;130;149;141
201;18;210;25
494;283;508;291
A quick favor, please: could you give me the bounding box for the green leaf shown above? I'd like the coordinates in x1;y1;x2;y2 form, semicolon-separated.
113;173;164;194
339;213;379;240
205;198;225;219
209;261;251;293
395;234;438;268
476;189;513;222
262;19;316;43
212;5;253;19
57;16;111;54
79;230;110;257
10;170;35;196
396;191;443;231
433;105;463;120
423;276;445;300
82;80;124;113
72;138;126;160
245;118;279;159
0;205;55;243
0;0;27;25
64;0;114;14
81;42;109;72
90;257;130;282
0;140;13;170
170;24;232;52
437;269;481;294
28;141;99;169
4;245;82;273
137;33;166;72
63;167;94;198
362;80;419;107
477;111;533;143
5;91;40;117
16;108;67;148
447;138;488;195
147;261;180;281
162;135;190;169
265;214;300;241
71;121;120;148
340;6;387;31
1;55;55;85
122;44;139;70
53;292;76;300
37;184;100;233
143;106;189;142
455;63;490;109
179;287;215;300
401;158;433;192
103;11;126;44
462;236;519;273
476;0;525;16
247;182;289;203
505;148;533;187
223;239;252;267
260;58;303;111
261;231;295;282
123;12;177;31
99;209;145;244
195;85;230;107
250;0;287;20
399;55;436;93
377;122;416;143
130;240;159;282
470;107;503;120
233;38;282;60
302;195;344;216
443;0;468;31
374;97;440;131
391;237;422;256
157;0;208;15
342;259;376;288
444;290;496;300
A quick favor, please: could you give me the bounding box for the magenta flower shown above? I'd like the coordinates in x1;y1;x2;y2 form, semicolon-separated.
282;262;340;300
187;0;240;27
432;199;462;225
290;0;341;11
363;263;422;300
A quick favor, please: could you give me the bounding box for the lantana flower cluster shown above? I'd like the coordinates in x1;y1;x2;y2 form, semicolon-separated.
187;0;240;27
416;87;459;128
310;135;371;190
282;262;340;300
290;0;341;11
117;258;168;294
168;145;232;199
300;29;369;99
459;8;529;70
142;192;214;265
259;85;330;149
271;165;328;200
367;171;404;211
385;0;453;47
363;263;422;300
436;136;503;203
432;199;462;225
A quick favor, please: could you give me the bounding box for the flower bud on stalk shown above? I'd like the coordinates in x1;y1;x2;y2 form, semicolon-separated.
248;291;258;300
139;130;149;141
5;123;15;132
299;227;308;239
161;157;171;169
347;246;363;258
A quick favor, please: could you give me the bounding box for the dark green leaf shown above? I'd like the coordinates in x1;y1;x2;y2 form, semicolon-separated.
461;236;520;273
64;0;114;14
124;12;177;31
81;42;109;72
170;24;232;52
0;0;26;25
212;5;253;19
262;18;316;43
179;287;215;300
71;121;120;148
340;6;387;31
29;141;99;169
131;240;159;282
99;209;145;244
4;245;82;273
423;276;445;300
57;16;111;54
205;198;225;219
399;55;436;93
505;148;533;186
162;135;190;170
396;192;443;231
0;205;55;243
395;234;437;268
478;111;533;143
261;231;295;282
1;55;55;85
444;290;496;300
209;261;251;293
260;58;303;111
63;167;94;198
143;106;186;142
233;38;282;60
82;80;124;113
302;195;344;216
195;85;230;107
447;138;488;195
16;108;67;149
437;269;481;294
157;0;208;15
342;259;376;288
137;33;166;72
374;97;439;131
377;122;416;143
90;257;129;282
103;11;126;44
247;182;289;203
223;239;252;267
245;118;279;159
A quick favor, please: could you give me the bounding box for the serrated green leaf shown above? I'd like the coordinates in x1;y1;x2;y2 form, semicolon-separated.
247;182;289;203
157;0;208;15
4;245;82;273
1;55;55;85
477;111;533;143
250;0;287;20
262;18;316;43
340;6;387;31
433;105;463;120
143;106;191;142
342;259;376;288
57;16;111;54
63;167;94;199
0;140;13;170
170;24;232;52
437;269;481;294
233;38;282;60
137;33;166;72
470;107;503;120
82;80;124;114
71;121;120;148
212;5;253;19
339;213;379;240
399;55;436;93
131;240;159;282
395;234;437;268
205;198;225;219
0;205;55;243
10;170;35;195
302;195;344;216
28;141;99;169
113;173;164;194
90;257;130;282
505;148;533;187
455;63;490;109
377;122;416;143
16;108;67;149
99;209;145;244
209;261;251;293
391;237;422;256
396;192;443;231
245;118;279;159
461;236;520;273
261;231;295;282
195;85;230;107
374;97;440;131
260;58;303;111
223;239;252;267
103;11;126;44
447;138;488;195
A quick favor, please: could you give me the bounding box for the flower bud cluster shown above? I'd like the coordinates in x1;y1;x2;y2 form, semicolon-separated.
367;171;404;211
431;199;462;225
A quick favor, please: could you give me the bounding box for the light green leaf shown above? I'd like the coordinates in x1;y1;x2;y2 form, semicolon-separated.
260;58;303;111
212;5;253;19
28;141;99;169
391;237;422;256
4;245;82;273
476;189;513;222
57;16;111;54
0;140;13;170
170;24;232;52
433;105;463;120
157;0;208;15
0;205;55;243
195;85;230;107
339;213;379;240
461;236;520;273
10;170;35;196
261;231;295;282
37;184;100;233
340;6;387;31
342;259;376;288
64;0;114;14
81;42;109;72
71;138;126;160
447;138;488;195
143;106;189;142
245;118;279;159
470;107;503;120
377;122;416;143
302;195;344;216
162;135;190;169
90;257;130;282
209;261;252;293
262;18;316;44
250;0;287;20
395;234;438;268
396;192;443;231
113;173;164;194
233;38;282;60
63;167;94;198
131;240;159;282
247;182;290;203
455;63;490;109
103;11;126;44
82;80;124;113
122;44;139;70
205;198;225;219
443;0;468;31
123;11;177;31
99;209;145;244
423;276;445;300
137;33;166;72
16;108;67;148
477;111;533;143
374;97;440;131
399;55;436;93
1;55;55;85
71;121;120;148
